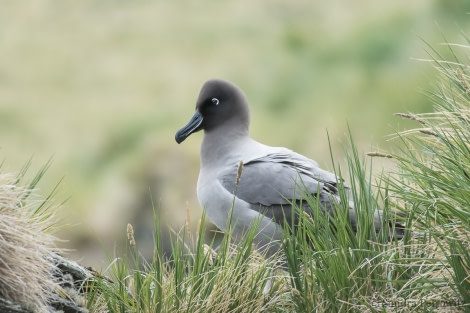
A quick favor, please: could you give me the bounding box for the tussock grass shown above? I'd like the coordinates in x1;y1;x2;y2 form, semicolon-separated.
387;37;470;310
88;212;290;313
0;161;62;313
87;39;470;313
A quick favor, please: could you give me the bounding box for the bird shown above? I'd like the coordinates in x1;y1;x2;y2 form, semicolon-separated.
175;79;404;257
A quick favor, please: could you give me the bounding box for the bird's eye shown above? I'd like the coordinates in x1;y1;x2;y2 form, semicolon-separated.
211;98;220;105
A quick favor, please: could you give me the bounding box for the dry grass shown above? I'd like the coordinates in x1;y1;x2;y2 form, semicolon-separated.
0;174;60;312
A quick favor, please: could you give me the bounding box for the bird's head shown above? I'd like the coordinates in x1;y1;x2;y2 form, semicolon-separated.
175;79;250;144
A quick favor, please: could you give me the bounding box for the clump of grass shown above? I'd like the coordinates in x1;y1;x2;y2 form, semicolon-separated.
388;37;470;308
283;36;470;312
88;207;290;313
0;161;62;313
282;130;418;312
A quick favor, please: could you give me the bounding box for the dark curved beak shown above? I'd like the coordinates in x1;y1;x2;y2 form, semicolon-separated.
175;110;204;144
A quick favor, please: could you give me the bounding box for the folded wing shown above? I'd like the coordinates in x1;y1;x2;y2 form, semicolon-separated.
218;152;346;227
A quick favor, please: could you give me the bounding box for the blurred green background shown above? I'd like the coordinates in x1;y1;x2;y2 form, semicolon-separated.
1;0;469;267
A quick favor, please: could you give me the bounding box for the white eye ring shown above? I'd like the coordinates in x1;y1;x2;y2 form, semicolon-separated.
211;98;220;105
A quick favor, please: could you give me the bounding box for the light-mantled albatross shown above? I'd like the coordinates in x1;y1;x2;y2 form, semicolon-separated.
175;79;404;256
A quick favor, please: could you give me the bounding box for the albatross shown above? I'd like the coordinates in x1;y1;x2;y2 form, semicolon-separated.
175;79;404;256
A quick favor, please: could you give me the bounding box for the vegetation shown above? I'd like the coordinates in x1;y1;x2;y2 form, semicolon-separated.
85;41;470;312
0;161;62;312
1;3;470;312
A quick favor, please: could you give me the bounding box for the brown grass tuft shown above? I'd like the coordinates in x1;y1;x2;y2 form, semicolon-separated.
0;174;60;313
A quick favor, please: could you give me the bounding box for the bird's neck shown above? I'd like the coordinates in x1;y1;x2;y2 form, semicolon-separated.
200;126;249;169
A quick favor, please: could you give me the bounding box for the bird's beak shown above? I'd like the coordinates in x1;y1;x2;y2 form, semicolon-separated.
175;110;204;144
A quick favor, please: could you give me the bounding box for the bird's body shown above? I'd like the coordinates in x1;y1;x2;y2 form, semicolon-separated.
176;79;403;256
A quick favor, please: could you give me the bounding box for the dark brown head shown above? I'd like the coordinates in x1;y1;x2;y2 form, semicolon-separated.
175;79;250;144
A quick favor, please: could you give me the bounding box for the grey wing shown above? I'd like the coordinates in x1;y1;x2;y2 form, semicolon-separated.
218;153;344;227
